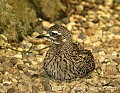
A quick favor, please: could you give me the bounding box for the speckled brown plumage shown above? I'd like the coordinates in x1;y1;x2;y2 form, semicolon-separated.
41;24;95;81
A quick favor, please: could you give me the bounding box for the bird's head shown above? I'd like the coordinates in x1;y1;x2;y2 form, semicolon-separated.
37;24;72;45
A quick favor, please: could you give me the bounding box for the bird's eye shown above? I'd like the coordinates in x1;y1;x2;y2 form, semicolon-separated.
51;32;58;36
50;31;62;37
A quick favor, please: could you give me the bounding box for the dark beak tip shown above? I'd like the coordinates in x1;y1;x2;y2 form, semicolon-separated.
36;35;46;38
36;35;41;38
36;34;50;39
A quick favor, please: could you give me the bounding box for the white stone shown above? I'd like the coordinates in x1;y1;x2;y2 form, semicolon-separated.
94;30;103;38
99;51;105;55
13;54;22;59
84;37;92;45
42;21;51;29
115;35;120;39
99;56;105;62
107;33;115;40
105;0;113;6
67;22;76;31
112;51;117;56
93;41;101;47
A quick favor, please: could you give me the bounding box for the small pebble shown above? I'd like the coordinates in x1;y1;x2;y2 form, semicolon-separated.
99;51;105;55
17;64;25;70
32;86;39;93
104;0;113;6
12;78;18;84
0;64;4;72
76;5;84;13
22;66;29;73
7;87;15;93
112;51;117;56
0;56;5;63
84;37;92;45
17;48;23;52
98;56;105;62
117;65;120;72
42;21;51;30
0;72;4;83
94;30;103;38
10;57;18;65
67;22;76;31
61;17;70;24
72;35;78;42
3;62;13;68
104;66;118;78
3;81;12;86
107;33;115;40
93;41;101;47
13;54;22;59
113;58;120;64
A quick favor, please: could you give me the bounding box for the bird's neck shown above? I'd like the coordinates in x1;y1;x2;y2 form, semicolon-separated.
52;40;73;54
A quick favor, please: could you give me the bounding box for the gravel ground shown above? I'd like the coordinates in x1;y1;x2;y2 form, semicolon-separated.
0;1;120;93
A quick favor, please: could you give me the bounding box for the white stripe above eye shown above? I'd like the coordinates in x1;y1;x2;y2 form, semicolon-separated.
52;30;58;33
52;30;62;35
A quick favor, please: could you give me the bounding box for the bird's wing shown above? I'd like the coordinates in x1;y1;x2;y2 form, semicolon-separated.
78;49;95;73
68;43;95;77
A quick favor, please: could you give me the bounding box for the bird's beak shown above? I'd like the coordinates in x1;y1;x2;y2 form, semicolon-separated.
36;34;49;39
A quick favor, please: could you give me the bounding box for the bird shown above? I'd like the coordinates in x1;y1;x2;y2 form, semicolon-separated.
36;24;95;81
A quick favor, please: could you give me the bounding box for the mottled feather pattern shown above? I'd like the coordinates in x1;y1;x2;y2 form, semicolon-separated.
42;24;95;81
